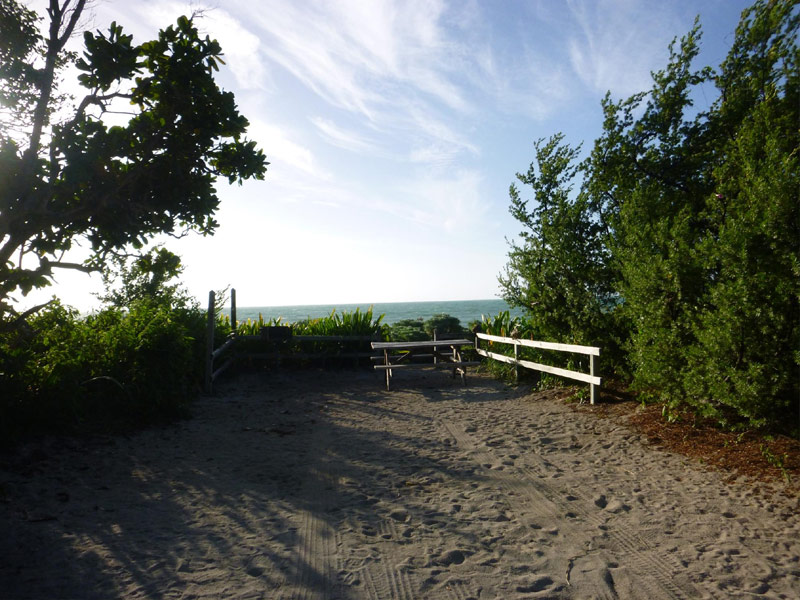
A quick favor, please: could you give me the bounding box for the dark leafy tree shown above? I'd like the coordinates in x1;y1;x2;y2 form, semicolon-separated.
502;0;798;428
499;135;621;369
682;0;799;426
0;0;267;325
583;19;715;398
98;246;187;308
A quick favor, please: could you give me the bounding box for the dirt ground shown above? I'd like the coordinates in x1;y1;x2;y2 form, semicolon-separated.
1;368;798;599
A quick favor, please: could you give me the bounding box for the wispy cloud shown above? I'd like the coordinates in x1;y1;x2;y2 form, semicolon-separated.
246;119;329;180
564;0;683;97
363;169;489;235
195;9;268;91
410;170;488;234
244;0;480;165
404;103;480;166
310;117;378;154
484;43;573;122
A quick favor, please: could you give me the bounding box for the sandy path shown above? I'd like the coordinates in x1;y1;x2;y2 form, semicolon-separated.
1;369;798;599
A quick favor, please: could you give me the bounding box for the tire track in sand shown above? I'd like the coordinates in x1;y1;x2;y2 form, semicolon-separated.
279;433;341;600
441;419;700;600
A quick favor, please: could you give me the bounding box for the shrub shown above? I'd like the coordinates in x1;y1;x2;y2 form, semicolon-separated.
0;297;206;445
389;319;427;342
423;314;464;338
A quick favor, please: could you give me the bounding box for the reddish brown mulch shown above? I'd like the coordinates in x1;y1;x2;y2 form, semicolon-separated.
572;394;800;494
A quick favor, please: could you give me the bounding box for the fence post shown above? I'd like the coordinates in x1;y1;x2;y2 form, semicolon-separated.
514;341;519;383
205;290;215;394
590;354;596;405
433;328;438;365
230;288;237;334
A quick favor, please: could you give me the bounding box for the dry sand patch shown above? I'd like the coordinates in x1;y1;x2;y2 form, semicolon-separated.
1;369;798;599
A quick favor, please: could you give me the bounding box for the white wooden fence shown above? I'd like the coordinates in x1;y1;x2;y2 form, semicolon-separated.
474;333;601;404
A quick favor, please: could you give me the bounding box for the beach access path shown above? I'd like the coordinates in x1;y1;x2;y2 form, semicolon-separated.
1;369;798;599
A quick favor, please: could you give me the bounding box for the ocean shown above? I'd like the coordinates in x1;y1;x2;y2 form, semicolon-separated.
224;299;523;326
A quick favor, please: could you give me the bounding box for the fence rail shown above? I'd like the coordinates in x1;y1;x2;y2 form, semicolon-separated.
474;332;601;404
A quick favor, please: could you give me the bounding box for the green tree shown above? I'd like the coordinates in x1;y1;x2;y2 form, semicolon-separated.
502;0;799;428
499;135;620;366
98;246;188;308
683;0;799;426
584;0;799;425
583;19;714;397
0;0;267;325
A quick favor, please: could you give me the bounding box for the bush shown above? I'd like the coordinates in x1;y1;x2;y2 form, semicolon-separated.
423;314;464;338
387;314;467;342
0;297;206;444
389;318;427;342
499;1;799;430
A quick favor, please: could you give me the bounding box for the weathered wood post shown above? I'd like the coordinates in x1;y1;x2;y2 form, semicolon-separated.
433;328;438;365
514;341;519;383
205;290;215;394
590;353;596;405
230;288;237;334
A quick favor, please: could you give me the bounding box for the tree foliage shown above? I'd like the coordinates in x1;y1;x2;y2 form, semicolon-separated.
499;135;620;365
500;0;799;429
98;246;187;308
0;297;208;443
0;0;267;323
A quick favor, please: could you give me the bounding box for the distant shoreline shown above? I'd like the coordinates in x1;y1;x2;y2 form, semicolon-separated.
222;299;524;326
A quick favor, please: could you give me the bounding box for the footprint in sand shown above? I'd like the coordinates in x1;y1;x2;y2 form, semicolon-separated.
437;549;468;566
516;575;556;593
389;509;409;522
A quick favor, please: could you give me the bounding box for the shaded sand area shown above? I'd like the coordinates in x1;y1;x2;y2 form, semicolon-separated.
2;370;799;599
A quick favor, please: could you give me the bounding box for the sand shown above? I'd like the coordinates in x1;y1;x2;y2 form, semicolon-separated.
1;368;798;599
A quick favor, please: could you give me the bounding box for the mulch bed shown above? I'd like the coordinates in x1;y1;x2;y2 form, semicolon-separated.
570;391;800;494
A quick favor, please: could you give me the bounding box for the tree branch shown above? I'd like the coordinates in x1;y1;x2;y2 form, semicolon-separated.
56;0;88;48
48;260;95;274
0;300;54;333
23;0;87;211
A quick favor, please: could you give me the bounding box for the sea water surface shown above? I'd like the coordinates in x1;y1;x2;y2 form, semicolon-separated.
225;299;523;326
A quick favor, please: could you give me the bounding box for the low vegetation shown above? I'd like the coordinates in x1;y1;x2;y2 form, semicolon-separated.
0;255;394;443
0;251;208;444
388;313;469;342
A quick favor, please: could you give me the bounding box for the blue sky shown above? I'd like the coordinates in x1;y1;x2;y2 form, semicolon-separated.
28;0;752;309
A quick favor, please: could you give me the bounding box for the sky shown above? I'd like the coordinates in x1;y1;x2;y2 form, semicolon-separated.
23;0;753;310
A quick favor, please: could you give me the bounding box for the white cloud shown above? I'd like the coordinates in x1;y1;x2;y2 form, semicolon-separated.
565;0;682;97
484;44;573;122
246;119;328;180
360;169;489;236
245;0;480;160
310;118;378;154
404;103;480;165
408;170;488;234
195;9;268;91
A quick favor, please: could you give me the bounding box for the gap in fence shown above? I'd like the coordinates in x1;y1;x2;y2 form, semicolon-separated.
204;289;602;401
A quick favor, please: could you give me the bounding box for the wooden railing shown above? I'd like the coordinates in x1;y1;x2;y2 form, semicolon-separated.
206;289;234;394
474;333;601;404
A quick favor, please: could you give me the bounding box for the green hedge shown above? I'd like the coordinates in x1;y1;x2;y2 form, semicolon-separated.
0;299;208;443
